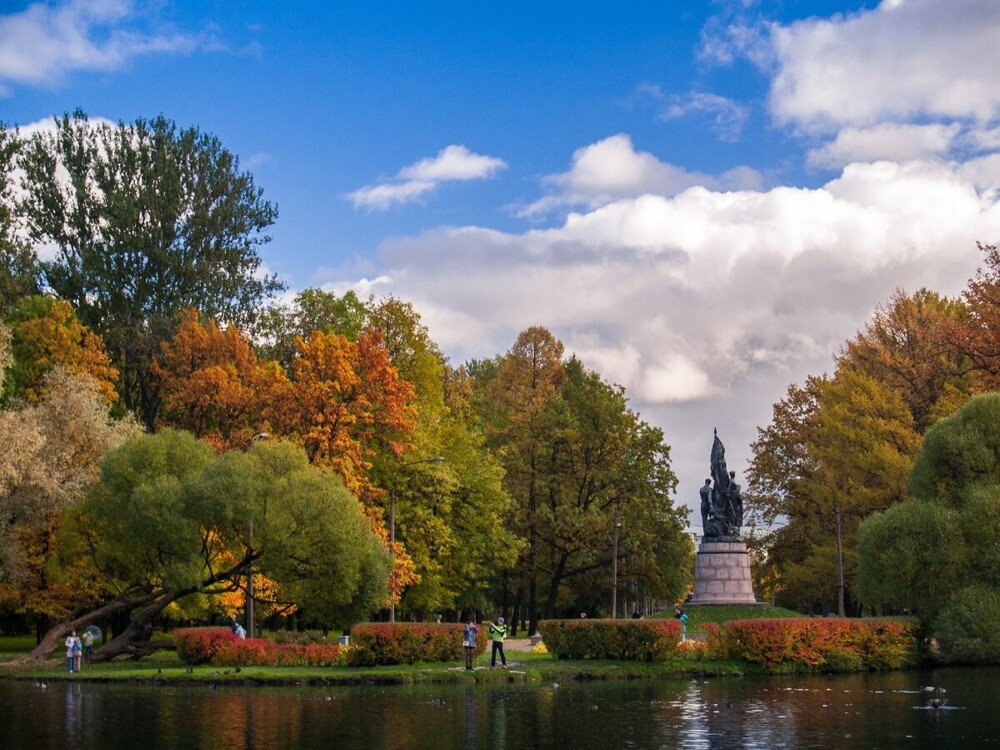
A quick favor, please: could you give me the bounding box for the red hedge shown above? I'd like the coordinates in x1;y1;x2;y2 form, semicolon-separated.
347;622;486;666
173;628;344;667
720;618;916;670
538;619;681;661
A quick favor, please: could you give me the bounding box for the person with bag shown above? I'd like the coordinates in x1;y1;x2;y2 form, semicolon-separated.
65;630;82;673
488;617;507;668
462;617;478;670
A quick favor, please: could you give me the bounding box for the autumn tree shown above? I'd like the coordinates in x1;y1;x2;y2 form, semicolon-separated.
17;111;282;429
155;310;287;450
473;327;689;631
0;367;138;635
4;296;118;405
253;288;368;367
839;288;973;432
747;367;920;615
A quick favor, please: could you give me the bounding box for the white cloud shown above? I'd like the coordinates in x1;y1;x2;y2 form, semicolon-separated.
321;151;1000;506
807;123;962;169
346;145;507;211
0;0;212;93
768;0;1000;131
659;92;750;143
518;134;762;217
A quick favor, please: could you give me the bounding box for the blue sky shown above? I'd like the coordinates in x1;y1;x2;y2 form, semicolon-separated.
3;0;1000;525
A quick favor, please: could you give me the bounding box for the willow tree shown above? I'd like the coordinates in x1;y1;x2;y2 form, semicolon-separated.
29;431;390;661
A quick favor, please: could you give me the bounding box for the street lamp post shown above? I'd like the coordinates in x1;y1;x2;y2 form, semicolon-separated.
389;455;444;623
245;432;268;639
611;497;621;618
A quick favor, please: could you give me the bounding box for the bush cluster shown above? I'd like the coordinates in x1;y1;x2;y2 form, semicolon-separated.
174;628;239;665
538;619;680;661
174;628;343;666
708;618;916;671
346;623;486;666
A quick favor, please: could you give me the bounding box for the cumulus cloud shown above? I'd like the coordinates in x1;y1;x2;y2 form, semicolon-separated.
346;145;506;211
768;0;1000;131
518;134;762;217
807;123;963;169
320;152;1000;506
0;0;214;94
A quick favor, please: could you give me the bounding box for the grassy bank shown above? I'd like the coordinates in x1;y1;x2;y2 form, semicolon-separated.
0;606;817;686
0;645;746;686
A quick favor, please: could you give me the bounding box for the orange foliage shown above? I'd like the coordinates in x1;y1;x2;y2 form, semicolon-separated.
155;311;287;450
156;316;419;602
12;299;118;404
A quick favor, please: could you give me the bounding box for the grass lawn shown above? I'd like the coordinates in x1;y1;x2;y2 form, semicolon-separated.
649;604;803;630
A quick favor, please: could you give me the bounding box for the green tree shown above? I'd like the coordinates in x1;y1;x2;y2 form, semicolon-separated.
253;288;368;368
30;431;390;661
0;124;39;316
17;111;282;429
858;394;1000;655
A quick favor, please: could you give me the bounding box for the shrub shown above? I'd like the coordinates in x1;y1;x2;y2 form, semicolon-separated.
174;628;344;666
720;618;916;671
346;623;486;666
936;585;1000;664
174;628;239;665
538;619;680;661
269;629;330;646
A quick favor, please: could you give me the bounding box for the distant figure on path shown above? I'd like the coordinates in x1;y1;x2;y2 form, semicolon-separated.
674;607;688;643
65;630;81;673
230;618;246;639
489;617;507;668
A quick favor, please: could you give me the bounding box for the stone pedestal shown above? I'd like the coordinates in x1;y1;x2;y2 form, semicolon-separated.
690;539;757;605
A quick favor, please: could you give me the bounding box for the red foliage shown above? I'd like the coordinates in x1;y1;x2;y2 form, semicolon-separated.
174;628;344;667
721;618;916;670
347;622;482;666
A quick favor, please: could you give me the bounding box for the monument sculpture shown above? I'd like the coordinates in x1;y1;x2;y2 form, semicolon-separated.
703;429;744;539
689;429;757;605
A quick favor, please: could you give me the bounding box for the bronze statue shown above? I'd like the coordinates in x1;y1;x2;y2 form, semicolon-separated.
702;429;744;539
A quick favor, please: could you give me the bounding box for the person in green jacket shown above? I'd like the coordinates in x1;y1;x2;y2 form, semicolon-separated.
488;617;508;667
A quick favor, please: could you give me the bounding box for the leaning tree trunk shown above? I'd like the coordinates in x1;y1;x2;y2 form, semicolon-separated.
23;559;249;663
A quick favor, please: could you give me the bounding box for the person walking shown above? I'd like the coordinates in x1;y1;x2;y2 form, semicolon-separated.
65;630;81;673
81;629;95;663
462;618;478;670
674;606;688;643
488;617;508;668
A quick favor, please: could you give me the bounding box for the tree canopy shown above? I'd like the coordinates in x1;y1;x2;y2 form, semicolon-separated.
17;111;282;429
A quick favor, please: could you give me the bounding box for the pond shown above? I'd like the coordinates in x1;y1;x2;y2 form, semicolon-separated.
2;667;997;749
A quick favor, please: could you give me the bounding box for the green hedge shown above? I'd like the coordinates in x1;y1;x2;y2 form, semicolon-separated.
538;619;680;661
347;622;487;666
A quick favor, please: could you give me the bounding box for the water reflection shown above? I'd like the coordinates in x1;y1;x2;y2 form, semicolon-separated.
1;668;998;750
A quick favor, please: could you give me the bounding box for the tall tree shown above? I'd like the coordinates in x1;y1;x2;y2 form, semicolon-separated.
253;288;368;368
839;288;973;432
17;110;282;429
0;124;39;316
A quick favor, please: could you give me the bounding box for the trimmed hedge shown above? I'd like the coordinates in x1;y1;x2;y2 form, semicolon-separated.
706;618;917;671
538;619;681;661
346;622;487;666
173;628;344;667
